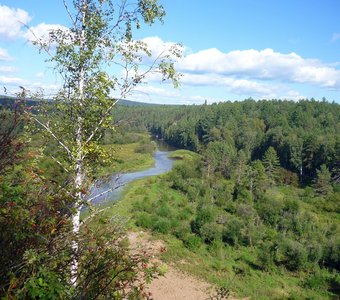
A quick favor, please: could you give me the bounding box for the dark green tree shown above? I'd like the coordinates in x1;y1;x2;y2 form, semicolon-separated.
262;146;280;185
314;164;332;196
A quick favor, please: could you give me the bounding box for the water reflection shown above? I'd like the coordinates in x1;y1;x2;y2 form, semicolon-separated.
87;149;174;205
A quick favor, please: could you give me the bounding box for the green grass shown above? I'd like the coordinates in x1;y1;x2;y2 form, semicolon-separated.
168;149;201;161
97;142;154;178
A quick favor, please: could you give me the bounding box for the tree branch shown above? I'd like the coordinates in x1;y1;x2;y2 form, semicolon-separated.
27;112;74;160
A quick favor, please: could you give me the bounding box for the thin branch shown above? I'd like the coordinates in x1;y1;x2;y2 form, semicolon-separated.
51;155;70;173
26;112;74;160
86;181;124;204
80;207;111;224
85;98;119;145
63;0;77;27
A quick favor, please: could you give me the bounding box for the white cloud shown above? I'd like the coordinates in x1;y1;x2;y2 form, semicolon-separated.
178;48;340;88
140;36;183;57
0;48;13;61
0;5;31;39
0;75;27;86
180;72;304;100
24;22;69;45
0;66;16;73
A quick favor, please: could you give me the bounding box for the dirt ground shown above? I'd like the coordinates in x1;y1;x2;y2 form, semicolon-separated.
128;231;232;300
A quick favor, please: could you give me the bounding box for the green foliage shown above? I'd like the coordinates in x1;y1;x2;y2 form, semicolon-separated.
262;146;281;185
134;141;156;154
183;234;202;251
277;238;308;271
314;164;333;196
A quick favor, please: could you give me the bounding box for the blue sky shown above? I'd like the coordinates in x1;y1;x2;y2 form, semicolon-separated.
0;0;339;104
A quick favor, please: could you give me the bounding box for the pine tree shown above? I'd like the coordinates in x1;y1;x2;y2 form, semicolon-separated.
314;164;332;196
262;146;280;185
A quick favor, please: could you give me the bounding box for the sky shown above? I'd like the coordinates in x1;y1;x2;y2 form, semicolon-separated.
0;0;339;104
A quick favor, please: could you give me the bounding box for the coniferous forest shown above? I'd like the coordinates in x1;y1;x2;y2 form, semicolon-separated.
107;98;340;298
0;0;340;298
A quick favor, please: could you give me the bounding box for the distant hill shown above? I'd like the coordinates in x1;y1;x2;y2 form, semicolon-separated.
0;95;44;109
0;95;157;108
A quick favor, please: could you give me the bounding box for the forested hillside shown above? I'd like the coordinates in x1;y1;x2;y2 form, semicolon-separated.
114;99;340;185
108;98;340;299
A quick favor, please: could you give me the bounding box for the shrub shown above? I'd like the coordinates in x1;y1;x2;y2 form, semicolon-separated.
222;216;244;246
173;223;191;240
191;205;215;234
278;238;308;271
183;234;202;251
152;218;171;234
303;269;331;291
135;212;153;229
134;142;156;154
157;203;172;218
200;222;222;244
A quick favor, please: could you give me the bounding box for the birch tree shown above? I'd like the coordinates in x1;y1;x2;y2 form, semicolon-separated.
29;0;181;286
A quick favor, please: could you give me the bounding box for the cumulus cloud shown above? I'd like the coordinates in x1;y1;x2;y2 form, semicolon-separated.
24;22;69;45
0;5;31;39
181;72;303;100
140;36;183;57
178;48;340;88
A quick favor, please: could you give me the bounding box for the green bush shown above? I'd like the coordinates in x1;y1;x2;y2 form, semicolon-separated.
157;203;172;218
152;218;171;234
222;216;244;246
183;234;202;251
135;212;154;229
303;269;331;291
200;222;222;244
191;205;215;234
134;142;156;154
278;238;308;271
132;198;153;213
173;223;191;240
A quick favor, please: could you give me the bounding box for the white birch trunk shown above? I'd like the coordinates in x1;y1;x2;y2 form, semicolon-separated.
71;0;87;286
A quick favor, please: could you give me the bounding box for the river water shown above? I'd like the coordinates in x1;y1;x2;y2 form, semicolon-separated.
87;145;174;205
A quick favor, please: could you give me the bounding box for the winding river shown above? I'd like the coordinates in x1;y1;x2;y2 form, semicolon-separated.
88;142;175;205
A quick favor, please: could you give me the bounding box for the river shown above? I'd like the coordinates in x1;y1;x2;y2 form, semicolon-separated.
87;143;175;206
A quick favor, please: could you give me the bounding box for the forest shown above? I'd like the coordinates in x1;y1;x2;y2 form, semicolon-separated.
104;98;340;299
1;96;340;299
0;0;339;299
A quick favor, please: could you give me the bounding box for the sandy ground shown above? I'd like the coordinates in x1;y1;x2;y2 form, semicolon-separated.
128;231;231;300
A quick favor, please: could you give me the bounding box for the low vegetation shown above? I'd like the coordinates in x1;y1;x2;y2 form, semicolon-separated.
113;150;340;299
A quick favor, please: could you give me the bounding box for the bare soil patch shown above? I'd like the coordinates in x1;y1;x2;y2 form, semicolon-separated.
128;231;238;300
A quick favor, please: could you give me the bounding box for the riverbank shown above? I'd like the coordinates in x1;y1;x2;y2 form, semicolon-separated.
96;142;155;178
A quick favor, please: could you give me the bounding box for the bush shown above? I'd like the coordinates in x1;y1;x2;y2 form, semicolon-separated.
132;198;153;213
152;218;171;234
157;203;172;218
183;234;202;251
135;212;154;229
134;142;156;154
303;269;331;291
278;238;308;271
191;205;215;234
323;236;340;271
173;223;191;240
222;216;244;246
200;222;222;244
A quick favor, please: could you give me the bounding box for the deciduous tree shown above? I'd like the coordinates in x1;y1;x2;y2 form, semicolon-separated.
28;0;181;287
